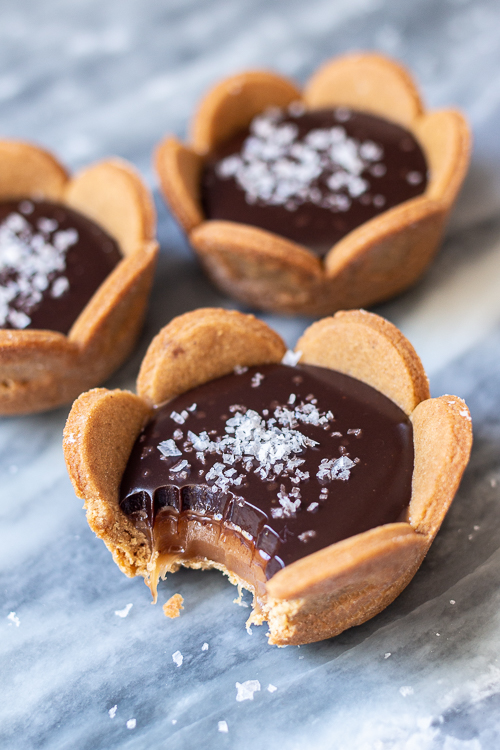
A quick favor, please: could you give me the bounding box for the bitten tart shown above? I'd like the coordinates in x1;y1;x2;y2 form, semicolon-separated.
0;140;158;414
63;308;472;646
156;53;470;315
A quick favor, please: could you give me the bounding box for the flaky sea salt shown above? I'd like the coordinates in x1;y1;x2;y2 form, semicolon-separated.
215;109;386;213
172;650;183;667
267;684;278;693
108;705;117;719
169;459;189;473
218;721;229;733
126;719;136;730
298;530;316;542
114;603;133;618
158;439;182;457
281;349;302;367
251;372;264;387
170;410;188;425
236;680;261;701
400;686;414;697
202;642;209;651
0;209;78;327
7;612;20;627
317;455;356;481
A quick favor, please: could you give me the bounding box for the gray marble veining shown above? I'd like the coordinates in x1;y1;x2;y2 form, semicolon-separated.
2;0;500;747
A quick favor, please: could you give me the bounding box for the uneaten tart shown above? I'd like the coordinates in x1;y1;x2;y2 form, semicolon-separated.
0;140;158;415
155;52;470;316
63;308;472;646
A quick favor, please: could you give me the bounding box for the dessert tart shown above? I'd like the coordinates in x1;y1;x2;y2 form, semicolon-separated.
155;53;470;316
0;140;158;414
64;308;472;646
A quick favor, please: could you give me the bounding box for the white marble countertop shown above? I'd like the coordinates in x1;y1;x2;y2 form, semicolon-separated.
2;1;500;747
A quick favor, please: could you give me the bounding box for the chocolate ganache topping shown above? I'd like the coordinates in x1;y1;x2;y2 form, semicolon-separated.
0;199;122;334
201;106;428;256
120;363;414;588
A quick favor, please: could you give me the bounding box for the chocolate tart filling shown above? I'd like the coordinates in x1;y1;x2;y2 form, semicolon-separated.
0;199;122;334
120;363;414;596
201;107;428;257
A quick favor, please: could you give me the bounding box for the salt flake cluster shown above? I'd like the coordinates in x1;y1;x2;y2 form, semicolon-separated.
158;391;359;519
0;205;78;328
216;108;387;213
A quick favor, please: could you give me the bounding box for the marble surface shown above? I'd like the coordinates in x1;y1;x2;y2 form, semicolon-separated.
2;0;500;747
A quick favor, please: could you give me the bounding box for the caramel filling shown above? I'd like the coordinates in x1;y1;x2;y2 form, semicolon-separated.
120;363;414;599
201;106;428;257
0;199;121;334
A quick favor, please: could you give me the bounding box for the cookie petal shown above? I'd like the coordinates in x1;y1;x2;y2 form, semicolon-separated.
68;240;158;372
265;523;427;645
414;109;471;208
63;387;151;576
0;140;68;201
65;158;156;256
0;330;76;415
296;309;430;414
155;137;204;233
137;308;286;407
303;52;423;127
323;195;447;310
190;70;301;154
190;220;322;313
410;395;473;539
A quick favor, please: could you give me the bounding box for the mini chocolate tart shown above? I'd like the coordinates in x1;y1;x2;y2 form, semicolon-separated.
202;107;428;257
0;140;158;415
64;308;472;646
156;53;470;315
0;199;122;334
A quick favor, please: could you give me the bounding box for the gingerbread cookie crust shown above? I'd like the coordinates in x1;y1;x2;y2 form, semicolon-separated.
155;53;470;315
0;140;158;415
64;308;472;646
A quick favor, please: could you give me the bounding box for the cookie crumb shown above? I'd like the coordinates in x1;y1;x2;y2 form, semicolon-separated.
172;650;183;667
163;594;184;619
114;603;133;618
218;721;229;733
108;705;117;719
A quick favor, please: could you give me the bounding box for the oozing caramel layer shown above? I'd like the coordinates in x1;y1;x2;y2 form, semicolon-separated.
0;199;122;334
201;107;428;256
120;363;414;590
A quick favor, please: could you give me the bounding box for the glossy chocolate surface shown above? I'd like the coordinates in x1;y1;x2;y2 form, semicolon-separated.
201;107;428;256
0;199;122;334
120;363;414;581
